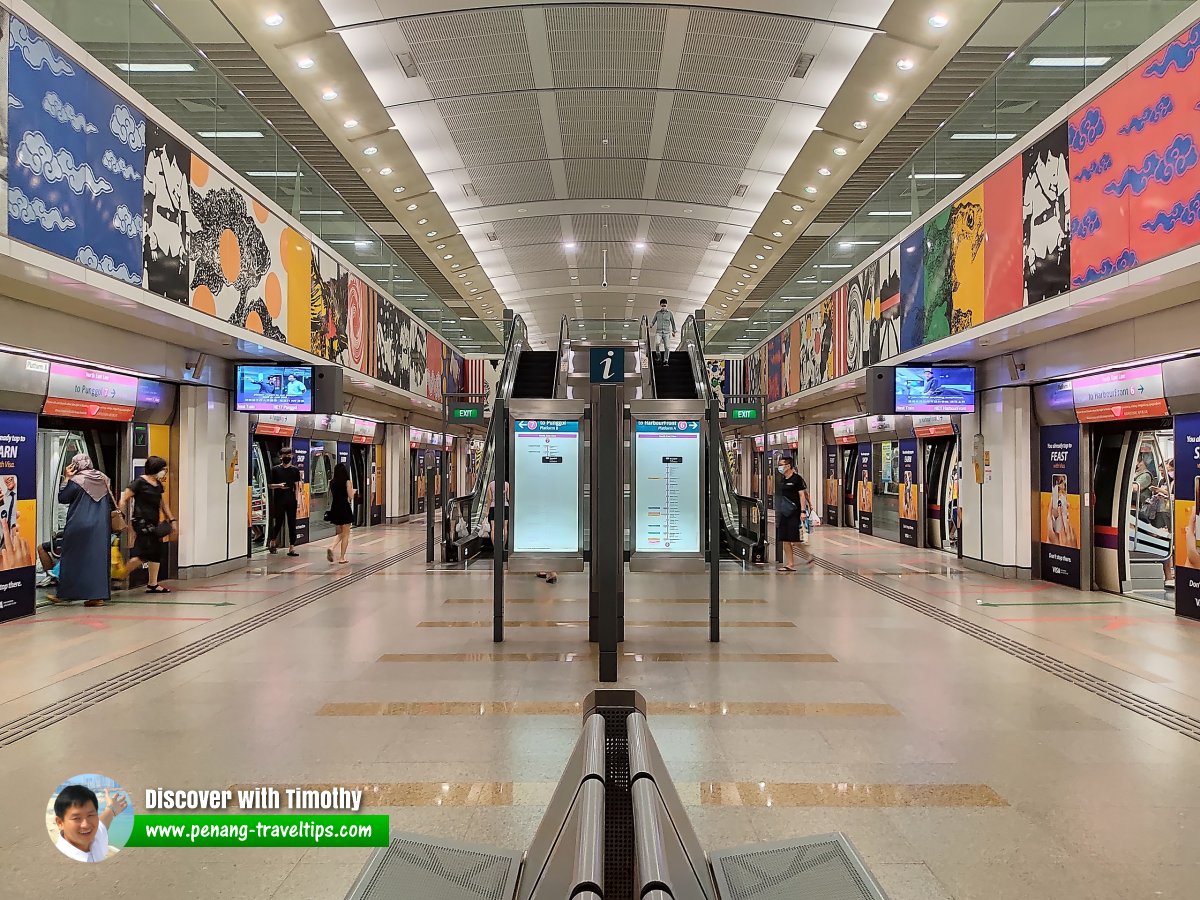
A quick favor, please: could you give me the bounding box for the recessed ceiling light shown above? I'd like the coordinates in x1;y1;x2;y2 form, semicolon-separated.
832;147;847;157
343;119;358;128
264;13;284;26
737;282;745;286
731;289;740;294
297;57;315;70
363;146;378;156
379;167;392;175
853;120;868;130
791;204;803;211
442;254;453;260
570;275;578;279
451;264;460;269
897;58;914;71
426;231;437;237
470;288;478;293
781;218;793;226
762;244;773;250
635;242;645;249
407;203;418;210
457;273;467;278
929;13;949;28
818;167;831;177
575;297;582;303
626;297;634;302
772;231;783;238
749;264;758;269
435;244;446;250
631;275;638;279
564;242;576;249
321;89;338;101
803;186;817;194
393;187;404;194
755;255;765;260
464;281;473;286
873;91;890;102
721;303;728;308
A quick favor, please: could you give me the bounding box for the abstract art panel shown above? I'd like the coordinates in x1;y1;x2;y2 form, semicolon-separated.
339;274;378;376
143;119;190;302
310;246;345;360
983;157;1025;318
1023;123;1071;303
188;157;286;340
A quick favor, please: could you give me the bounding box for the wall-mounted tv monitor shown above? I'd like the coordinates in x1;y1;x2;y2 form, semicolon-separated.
895;365;975;414
235;365;313;413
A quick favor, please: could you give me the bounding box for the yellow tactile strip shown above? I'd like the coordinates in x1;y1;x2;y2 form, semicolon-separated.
377;652;836;663
416;620;796;628
700;782;1008;808
315;701;898;717
227;781;1004;809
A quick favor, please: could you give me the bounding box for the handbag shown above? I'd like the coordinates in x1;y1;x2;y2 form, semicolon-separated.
108;490;126;534
775;494;798;518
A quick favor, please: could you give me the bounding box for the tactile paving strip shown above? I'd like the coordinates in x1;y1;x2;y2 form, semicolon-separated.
811;553;1200;743
0;545;422;748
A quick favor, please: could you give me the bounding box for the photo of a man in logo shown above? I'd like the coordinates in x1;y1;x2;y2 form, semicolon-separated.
47;775;133;862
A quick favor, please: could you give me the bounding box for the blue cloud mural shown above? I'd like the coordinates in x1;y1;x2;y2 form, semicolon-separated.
1103;134;1199;197
1068;107;1105;152
1118;94;1174;135
1073;153;1112;183
7;17;143;284
1143;22;1200;78
1070;208;1102;241
1071;249;1139;288
1141;189;1200;233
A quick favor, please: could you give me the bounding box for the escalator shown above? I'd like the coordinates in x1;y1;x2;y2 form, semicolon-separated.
444;315;566;561
647;316;765;562
651;352;698;399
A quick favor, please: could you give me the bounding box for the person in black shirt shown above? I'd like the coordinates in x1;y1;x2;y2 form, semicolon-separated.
775;455;811;572
268;448;302;556
121;456;176;593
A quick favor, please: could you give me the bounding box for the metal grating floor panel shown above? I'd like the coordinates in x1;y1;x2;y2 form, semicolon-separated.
810;554;1200;743
346;833;521;900
711;833;888;900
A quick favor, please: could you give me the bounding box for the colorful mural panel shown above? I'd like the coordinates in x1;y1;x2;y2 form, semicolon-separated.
339;273;378;376
1023;123;1071;303
9;16;143;282
899;229;925;353
766;331;784;403
426;333;444;402
310;247;344;360
143;119;190;302
983;157;1024;319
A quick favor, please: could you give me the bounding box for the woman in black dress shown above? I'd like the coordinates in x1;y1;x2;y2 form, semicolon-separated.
326;462;356;564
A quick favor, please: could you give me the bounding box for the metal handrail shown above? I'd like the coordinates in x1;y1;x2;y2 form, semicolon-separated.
640;315;656;399
679;316;739;537
553;314;570;399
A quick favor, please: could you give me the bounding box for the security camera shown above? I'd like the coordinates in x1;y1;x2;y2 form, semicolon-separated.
602;279;608;288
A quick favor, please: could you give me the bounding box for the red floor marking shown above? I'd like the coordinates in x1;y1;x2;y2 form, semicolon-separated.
997;614;1192;631
2;614;211;629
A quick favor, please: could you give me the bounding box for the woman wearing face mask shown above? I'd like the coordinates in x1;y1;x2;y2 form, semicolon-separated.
1155;458;1175;589
774;455;811;572
120;456;177;593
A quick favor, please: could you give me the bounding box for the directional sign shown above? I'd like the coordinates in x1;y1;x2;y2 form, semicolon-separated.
728;405;759;421
450;404;483;421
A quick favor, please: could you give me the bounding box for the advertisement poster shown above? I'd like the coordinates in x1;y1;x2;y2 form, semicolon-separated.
824;445;839;527
1174;415;1200;619
511;420;580;553
1039;424;1081;587
856;442;873;535
0;411;36;622
899;439;919;546
634;420;702;553
336;442;350;469
290;439;310;545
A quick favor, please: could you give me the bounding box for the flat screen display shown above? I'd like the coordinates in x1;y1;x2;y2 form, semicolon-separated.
895;366;975;414
235;365;313;413
511;420;581;553
633;419;702;553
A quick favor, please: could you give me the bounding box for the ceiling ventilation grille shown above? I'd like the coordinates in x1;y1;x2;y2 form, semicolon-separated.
791;53;815;79
486;231;498;241
734;183;748;197
462;182;477;197
713;232;724;243
396;52;419;78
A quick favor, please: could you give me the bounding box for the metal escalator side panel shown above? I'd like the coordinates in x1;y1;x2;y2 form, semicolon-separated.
626;712;717;900
518;713;606;900
709;833;892;900
343;833;520;900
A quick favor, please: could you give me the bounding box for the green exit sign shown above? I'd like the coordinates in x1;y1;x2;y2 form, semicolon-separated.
729;406;759;420
451;405;482;420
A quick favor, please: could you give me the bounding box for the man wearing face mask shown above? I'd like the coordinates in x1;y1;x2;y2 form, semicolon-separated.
774;455;811;571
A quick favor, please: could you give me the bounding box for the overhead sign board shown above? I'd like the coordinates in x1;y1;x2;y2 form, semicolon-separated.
831;418;859;445
450;403;483;421
633;419;702;553
912;415;956;438
1070;364;1169;422
589;347;625;384
728;405;759;421
43;363;138;421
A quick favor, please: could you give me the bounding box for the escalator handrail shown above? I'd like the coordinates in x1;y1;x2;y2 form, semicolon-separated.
679;316;751;544
553;314;569;398
640;315;656;399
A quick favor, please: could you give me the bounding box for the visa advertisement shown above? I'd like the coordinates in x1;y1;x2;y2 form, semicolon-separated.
511;420;581;553
856;442;873;535
824;445;839;527
291;439;310;545
0;411;37;622
1070;364;1169;423
634;420;702;553
1040;424;1081;588
895;366;976;414
899;439;919;546
1174;415;1200;619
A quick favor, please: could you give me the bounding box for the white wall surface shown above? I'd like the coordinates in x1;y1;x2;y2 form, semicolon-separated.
176;386;248;569
386;424;410;519
960;387;1033;571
